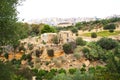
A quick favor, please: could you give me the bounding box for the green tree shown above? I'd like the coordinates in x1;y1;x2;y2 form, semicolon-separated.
106;51;120;78
41;25;56;34
15;67;33;80
97;37;118;50
91;32;97;38
89;43;105;60
76;37;86;46
15;22;29;39
62;43;73;54
0;61;14;80
103;23;116;30
0;0;24;52
71;27;78;33
75;22;83;30
30;24;42;35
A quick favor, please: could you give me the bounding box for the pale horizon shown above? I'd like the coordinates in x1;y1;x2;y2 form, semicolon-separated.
17;0;120;22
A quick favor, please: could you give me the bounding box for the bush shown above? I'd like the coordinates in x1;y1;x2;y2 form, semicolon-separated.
52;58;61;67
91;32;97;38
19;46;26;52
103;23;116;30
11;59;21;68
4;53;9;59
47;49;54;57
28;43;34;50
114;45;120;57
52;36;59;44
82;47;90;54
62;43;73;54
26;54;32;62
35;49;43;57
97;37;118;50
73;53;81;60
86;42;106;61
15;67;34;80
52;73;72;80
109;29;114;33
69;68;77;74
36;69;48;80
20;54;27;60
58;68;66;74
76;37;86;46
41;25;56;34
71;27;78;33
72;70;95;80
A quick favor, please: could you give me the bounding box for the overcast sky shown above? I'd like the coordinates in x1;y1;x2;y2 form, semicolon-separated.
17;0;120;21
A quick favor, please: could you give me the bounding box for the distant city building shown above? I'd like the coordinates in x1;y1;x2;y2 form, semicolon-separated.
57;22;73;27
27;15;120;26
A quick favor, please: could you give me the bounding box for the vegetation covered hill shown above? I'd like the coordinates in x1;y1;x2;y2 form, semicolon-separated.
0;0;120;80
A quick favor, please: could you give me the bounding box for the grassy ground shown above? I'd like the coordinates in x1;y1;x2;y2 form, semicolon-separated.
82;30;120;37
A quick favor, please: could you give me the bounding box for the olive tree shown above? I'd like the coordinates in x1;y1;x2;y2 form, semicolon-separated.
0;0;24;53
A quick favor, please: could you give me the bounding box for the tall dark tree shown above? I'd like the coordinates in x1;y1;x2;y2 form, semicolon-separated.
0;0;23;52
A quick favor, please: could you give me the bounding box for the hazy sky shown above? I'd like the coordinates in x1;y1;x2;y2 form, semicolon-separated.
17;0;120;21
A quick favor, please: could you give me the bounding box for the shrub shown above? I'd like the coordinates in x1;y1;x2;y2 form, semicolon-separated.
45;61;50;66
28;43;34;50
19;46;26;52
82;47;90;54
35;69;48;80
52;73;72;80
114;45;120;57
47;49;54;57
74;46;82;53
20;54;27;60
11;59;21;68
76;37;86;46
58;68;66;74
35;49;43;57
109;29;114;33
62;43;72;54
80;67;86;73
26;54;32;62
103;23;116;30
4;53;9;59
69;41;77;51
73;71;95;80
73;53;81;60
71;27;78;33
69;68;77;74
50;69;57;75
97;37;118;50
88;67;96;73
15;68;33;80
59;56;66;63
91;32;97;38
52;36;59;44
42;40;46;44
87;42;106;61
52;58;61;67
